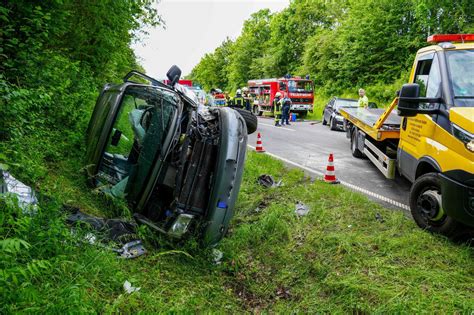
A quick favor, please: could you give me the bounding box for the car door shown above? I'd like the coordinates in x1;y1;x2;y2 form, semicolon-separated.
324;98;335;122
85;83;179;204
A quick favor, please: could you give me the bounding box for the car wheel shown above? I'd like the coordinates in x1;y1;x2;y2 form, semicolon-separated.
330;117;337;130
409;173;463;237
322;114;327;125
350;128;364;158
234;108;258;134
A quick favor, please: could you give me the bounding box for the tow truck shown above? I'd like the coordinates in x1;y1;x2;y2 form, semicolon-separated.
340;34;474;238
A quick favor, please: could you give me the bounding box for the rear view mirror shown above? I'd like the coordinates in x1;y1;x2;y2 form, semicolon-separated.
166;65;182;87
397;83;441;117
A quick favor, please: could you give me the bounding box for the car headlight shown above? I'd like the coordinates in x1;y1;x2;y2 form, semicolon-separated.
452;124;474;152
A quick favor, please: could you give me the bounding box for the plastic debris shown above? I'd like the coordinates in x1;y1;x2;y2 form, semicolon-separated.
375;213;385;223
295;201;310;216
66;209;146;259
257;174;283;188
0;167;38;213
212;248;223;265
114;240;146;259
123;280;140;294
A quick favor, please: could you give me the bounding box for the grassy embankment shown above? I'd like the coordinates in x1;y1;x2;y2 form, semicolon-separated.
1;151;473;313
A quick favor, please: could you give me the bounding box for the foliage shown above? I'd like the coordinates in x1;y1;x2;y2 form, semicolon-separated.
1;152;472;312
190;0;474;103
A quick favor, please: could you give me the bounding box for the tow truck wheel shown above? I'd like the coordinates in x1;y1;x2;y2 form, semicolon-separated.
350;128;364;158
409;173;462;237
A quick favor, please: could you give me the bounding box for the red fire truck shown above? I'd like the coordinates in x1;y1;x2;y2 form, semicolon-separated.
163;79;193;87
248;77;314;117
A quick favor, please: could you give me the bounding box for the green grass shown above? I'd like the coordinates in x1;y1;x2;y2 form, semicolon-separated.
1;151;473;313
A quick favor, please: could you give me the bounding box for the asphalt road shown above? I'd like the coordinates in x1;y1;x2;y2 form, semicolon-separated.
248;117;412;211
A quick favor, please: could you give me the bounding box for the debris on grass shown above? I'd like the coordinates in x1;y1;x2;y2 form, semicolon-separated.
257;174;282;188
66;208;146;259
212;248;223;265
294;201;310;216
375;212;385;223
0;167;38;213
123;280;140;294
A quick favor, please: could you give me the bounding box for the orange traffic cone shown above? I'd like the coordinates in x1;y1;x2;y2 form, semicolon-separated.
256;132;266;153
324;153;340;184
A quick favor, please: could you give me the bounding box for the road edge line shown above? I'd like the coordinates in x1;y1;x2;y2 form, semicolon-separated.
248;145;410;211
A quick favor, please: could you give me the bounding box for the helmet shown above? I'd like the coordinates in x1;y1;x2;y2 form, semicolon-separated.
236;89;242;95
275;92;282;98
242;87;249;92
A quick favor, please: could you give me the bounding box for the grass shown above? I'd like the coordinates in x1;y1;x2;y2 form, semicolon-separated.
1;151;473;313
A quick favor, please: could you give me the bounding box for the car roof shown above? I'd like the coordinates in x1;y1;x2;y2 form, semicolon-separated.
334;97;358;102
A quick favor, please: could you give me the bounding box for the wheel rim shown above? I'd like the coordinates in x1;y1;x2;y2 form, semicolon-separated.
416;187;446;224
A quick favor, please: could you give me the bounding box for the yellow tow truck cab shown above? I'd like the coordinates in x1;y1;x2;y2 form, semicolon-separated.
341;34;474;237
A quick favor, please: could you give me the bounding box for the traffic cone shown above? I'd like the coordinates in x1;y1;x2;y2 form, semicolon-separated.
256;132;266;153
324;153;340;184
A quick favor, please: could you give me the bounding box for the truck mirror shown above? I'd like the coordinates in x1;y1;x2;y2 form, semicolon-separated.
166;65;182;87
397;83;441;117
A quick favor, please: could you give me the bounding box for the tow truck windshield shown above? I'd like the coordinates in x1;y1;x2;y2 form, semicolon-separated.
288;80;313;92
447;49;474;107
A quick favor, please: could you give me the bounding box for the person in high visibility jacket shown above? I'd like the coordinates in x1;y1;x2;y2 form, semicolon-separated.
281;94;292;126
358;88;369;108
242;87;252;111
232;89;244;108
273;92;283;126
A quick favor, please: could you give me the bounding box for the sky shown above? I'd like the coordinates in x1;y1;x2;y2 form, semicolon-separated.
132;0;289;80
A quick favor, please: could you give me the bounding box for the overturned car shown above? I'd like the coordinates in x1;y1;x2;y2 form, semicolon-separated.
85;66;257;245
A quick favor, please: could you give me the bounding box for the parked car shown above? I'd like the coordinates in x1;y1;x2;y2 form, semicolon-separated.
85;66;257;246
322;97;358;130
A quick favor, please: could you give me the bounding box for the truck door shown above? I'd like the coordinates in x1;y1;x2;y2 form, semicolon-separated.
399;52;443;181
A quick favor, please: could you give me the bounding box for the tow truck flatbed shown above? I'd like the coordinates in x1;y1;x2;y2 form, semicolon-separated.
339;98;401;141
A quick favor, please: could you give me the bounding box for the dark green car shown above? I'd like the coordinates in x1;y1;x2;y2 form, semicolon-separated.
85;67;256;245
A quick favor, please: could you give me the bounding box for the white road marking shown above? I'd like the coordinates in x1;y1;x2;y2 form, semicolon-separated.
259;122;296;132
248;145;410;211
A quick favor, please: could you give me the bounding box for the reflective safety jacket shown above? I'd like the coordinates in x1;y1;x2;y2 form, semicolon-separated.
233;96;244;108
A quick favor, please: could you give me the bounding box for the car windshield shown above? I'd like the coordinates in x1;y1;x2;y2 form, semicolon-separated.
288;80;313;92
447;49;474;107
335;99;358;109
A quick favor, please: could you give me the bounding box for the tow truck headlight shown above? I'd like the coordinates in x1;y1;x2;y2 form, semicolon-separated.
453;124;474;152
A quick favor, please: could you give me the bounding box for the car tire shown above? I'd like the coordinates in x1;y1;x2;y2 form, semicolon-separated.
409;173;463;237
330;117;337;130
351;128;364;158
322;114;327;125
234;108;258;134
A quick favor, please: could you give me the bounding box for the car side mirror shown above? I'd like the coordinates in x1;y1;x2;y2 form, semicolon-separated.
397;83;442;117
166;65;182;87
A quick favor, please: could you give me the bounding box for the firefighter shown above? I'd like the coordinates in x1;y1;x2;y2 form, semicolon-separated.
273;92;283;126
358;88;369;108
242;87;252;111
232;89;244;108
281;93;292;126
225;91;232;106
